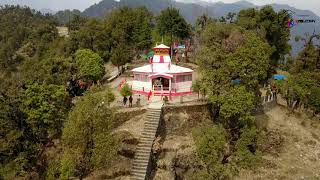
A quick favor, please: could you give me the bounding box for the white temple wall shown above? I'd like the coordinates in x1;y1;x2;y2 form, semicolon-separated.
132;80;152;92
173;81;192;92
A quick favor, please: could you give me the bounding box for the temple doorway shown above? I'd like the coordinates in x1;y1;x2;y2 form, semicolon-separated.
152;77;170;91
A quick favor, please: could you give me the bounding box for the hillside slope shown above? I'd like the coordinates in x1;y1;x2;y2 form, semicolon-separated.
238;106;320;179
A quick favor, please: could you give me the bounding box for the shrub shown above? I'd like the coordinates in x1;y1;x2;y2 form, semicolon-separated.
192;124;236;179
59;89;118;179
163;96;169;104
235;126;262;169
308;87;320;113
120;83;132;97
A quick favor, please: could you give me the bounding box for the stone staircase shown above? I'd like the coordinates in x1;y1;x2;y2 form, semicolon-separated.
131;106;162;180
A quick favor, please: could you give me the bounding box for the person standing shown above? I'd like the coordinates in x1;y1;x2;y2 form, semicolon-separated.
148;90;152;101
136;95;141;107
129;96;133;107
123;96;128;107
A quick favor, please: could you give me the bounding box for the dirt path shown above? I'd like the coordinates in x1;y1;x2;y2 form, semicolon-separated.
238;106;320;179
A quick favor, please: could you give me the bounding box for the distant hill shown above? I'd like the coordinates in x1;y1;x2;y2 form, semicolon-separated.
82;0;254;23
81;0;320;56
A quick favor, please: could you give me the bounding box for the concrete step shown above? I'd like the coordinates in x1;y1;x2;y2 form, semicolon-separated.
134;156;150;161
141;132;156;136
134;152;150;160
132;107;162;180
132;168;147;175
134;158;150;163
143;127;157;134
144;125;158;129
133;162;149;168
144;122;159;126
145;119;160;122
148;109;162;112
139;137;154;141
144;120;160;124
147;112;161;116
143;126;158;131
137;143;153;148
133;164;148;169
146;114;161;117
138;140;154;144
132;170;147;177
132;172;146;178
139;139;154;144
136;147;152;152
140;136;154;140
135;150;150;155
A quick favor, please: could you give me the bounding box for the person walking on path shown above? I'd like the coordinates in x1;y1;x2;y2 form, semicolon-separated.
136;95;141;107
129;96;133;107
123;96;128;107
148;90;152;101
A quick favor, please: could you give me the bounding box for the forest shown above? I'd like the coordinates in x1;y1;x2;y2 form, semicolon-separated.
0;4;320;180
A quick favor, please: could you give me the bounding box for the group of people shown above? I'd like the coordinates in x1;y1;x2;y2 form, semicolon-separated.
66;78;94;97
123;95;141;107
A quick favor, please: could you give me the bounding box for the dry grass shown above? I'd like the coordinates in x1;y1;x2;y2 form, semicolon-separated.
237;106;320;179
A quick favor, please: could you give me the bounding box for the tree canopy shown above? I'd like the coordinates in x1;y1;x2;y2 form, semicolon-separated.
75;49;105;82
60;88;117;179
237;6;291;73
156;7;190;41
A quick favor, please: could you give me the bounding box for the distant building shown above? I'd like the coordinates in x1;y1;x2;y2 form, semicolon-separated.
131;44;193;97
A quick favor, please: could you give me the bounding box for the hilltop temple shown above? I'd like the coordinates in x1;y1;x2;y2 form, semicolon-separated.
131;44;193;97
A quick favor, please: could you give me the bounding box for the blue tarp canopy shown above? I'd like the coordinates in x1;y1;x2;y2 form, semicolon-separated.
274;74;286;80
232;79;241;85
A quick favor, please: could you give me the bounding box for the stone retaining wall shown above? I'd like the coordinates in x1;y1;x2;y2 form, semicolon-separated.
114;108;147;128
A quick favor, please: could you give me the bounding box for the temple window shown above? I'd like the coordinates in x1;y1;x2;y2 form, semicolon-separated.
184;75;192;81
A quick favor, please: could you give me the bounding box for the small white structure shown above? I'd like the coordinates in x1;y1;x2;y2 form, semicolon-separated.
131;44;193;97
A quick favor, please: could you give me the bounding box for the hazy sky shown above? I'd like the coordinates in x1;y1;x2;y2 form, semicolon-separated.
0;0;319;15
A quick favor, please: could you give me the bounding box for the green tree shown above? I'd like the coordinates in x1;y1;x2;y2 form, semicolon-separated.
60;88;117;179
67;18;112;60
309;87;320;114
192;80;201;99
277;73;316;113
198;25;272;110
193;124;236;179
20;56;75;85
156;7;190;44
75;49;105;81
219;16;226;23
237;6;291;72
227;31;272;90
220;86;255;128
110;45;131;71
235;126;262;169
195;13;214;33
54;9;81;25
104;7;153;57
0;88;28;179
226;12;236;23
120;83;133;98
22;83;70;141
68;14;87;32
0;6;58;71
